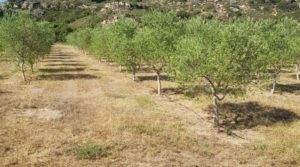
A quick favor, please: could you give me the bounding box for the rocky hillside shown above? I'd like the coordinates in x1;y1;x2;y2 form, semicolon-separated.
4;0;300;19
17;0;300;17
2;0;299;40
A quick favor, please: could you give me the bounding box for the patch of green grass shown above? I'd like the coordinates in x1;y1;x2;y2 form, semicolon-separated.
73;142;112;160
134;95;155;108
132;124;163;136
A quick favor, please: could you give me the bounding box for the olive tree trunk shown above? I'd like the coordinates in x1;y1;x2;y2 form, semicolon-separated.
205;76;221;131
156;72;161;96
132;66;137;81
271;72;277;94
296;63;300;81
212;95;220;129
20;60;26;81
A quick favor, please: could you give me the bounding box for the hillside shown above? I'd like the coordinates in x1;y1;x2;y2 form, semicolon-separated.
4;0;300;24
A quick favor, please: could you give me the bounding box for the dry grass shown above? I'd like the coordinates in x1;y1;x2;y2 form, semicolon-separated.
0;44;300;166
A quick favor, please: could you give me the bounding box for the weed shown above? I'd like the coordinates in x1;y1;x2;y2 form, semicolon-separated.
73;142;112;160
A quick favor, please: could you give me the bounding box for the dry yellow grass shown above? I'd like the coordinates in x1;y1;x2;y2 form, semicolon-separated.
0;44;300;166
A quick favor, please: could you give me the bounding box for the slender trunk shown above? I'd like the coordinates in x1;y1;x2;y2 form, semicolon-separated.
296;63;300;81
156;72;161;96
212;95;220;131
30;64;34;74
119;65;123;72
20;60;26;81
271;72;277;94
132;70;136;81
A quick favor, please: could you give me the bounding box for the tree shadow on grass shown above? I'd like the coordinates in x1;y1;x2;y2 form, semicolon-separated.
45;57;74;60
138;75;171;82
39;68;86;73
45;63;87;67
42;60;81;63
276;83;300;94
0;90;13;94
37;74;99;81
207;101;299;130
162;85;211;97
0;75;8;80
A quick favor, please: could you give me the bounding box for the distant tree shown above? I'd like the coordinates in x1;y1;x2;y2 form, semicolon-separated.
111;18;141;81
0;13;54;81
140;10;182;95
174;18;264;130
85;27;117;62
259;18;299;94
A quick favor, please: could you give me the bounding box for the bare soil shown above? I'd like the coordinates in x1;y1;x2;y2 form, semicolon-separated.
1;44;300;167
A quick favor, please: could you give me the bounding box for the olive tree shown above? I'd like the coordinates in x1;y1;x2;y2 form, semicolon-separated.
0;13;55;81
89;27;118;62
140;10;182;95
174;18;264;130
259;18;299;94
66;28;93;54
111;18;141;81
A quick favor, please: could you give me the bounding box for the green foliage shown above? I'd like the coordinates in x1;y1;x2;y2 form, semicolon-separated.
73;142;112;159
66;28;93;50
175;17;264;96
89;27;117;61
0;13;55;80
110;18;141;79
139;10;182;71
258;17;300;93
41;8;91;41
259;17;299;71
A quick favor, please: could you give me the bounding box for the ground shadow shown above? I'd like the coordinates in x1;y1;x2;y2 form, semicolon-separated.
37;74;99;80
137;66;153;73
138;75;171;82
207;101;299;130
0;90;13;94
45;63;87;67
162;85;211;97
45;57;74;60
276;83;300;93
39;68;86;73
0;75;8;80
42;60;81;63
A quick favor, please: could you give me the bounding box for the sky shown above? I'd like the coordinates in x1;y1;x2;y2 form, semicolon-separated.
0;0;5;3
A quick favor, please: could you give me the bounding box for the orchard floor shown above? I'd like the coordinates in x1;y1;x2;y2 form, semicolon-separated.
1;44;300;167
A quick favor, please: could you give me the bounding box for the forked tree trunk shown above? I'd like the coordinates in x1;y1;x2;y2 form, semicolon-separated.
156;72;161;96
271;72;277;94
296;63;300;81
205;76;222;132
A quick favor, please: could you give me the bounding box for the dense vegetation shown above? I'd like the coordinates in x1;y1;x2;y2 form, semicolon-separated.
0;12;55;81
67;11;300;128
